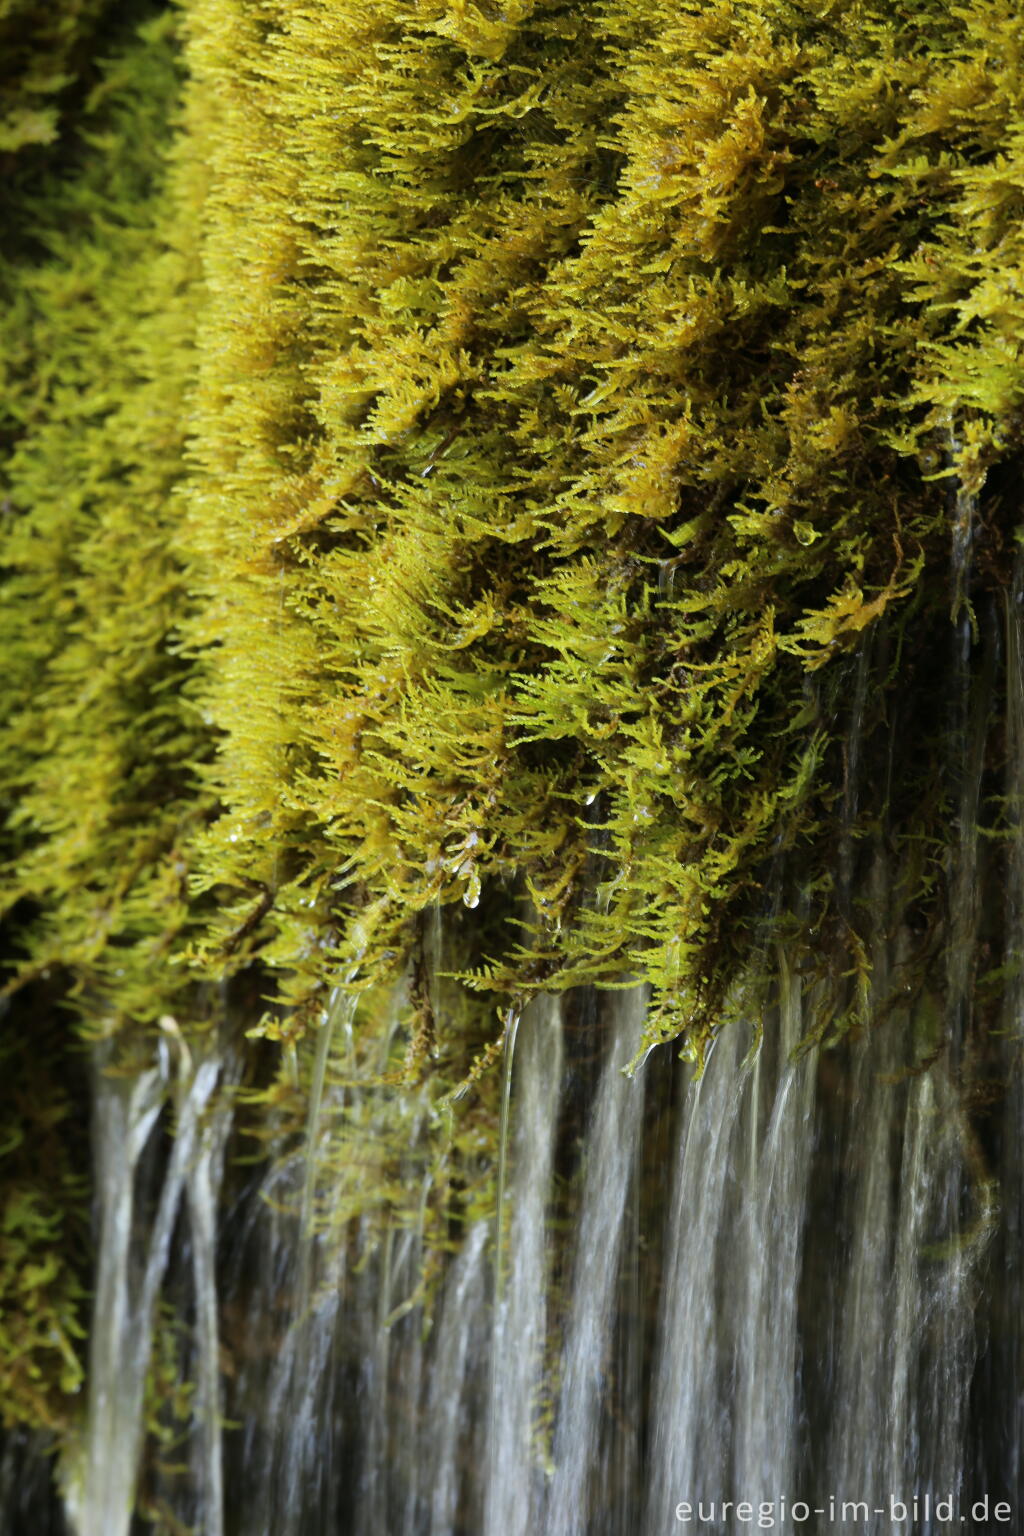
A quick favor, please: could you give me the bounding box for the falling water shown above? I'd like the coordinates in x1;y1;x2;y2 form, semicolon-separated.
222;987;356;1536
484;994;564;1536
221;1148;345;1536
67;1057;161;1536
646;1015;751;1525
547;989;645;1536
423;1219;487;1536
184;1051;236;1536
731;955;817;1502
824;989;979;1524
67;1043;223;1536
644;961;818;1524
38;803;1023;1535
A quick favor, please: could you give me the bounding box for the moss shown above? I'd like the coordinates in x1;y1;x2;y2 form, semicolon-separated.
0;6;211;1432
0;986;90;1432
3;0;1024;1446
174;0;1024;1050
0;0;114;156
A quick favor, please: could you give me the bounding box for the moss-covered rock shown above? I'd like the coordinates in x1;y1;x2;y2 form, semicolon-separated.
3;0;1024;1447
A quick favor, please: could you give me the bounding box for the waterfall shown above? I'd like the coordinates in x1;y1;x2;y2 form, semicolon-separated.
644;964;818;1526
12;6;1024;1531
824;1014;978;1523
220;1149;349;1536
547;989;644;1536
731;958;817;1503
221;993;355;1536
484;994;564;1536
185;1047;237;1536
30;924;1012;1536
424;1221;489;1536
66;1041;225;1536
67;1059;161;1536
41;962;1006;1536
646;1016;752;1524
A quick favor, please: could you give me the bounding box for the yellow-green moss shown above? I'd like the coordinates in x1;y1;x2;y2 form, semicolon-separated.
3;0;1024;1436
176;0;1024;1046
0;6;207;1431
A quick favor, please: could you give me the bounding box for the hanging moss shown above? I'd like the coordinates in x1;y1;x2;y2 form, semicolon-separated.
0;6;211;1432
2;0;1024;1443
175;0;1024;1049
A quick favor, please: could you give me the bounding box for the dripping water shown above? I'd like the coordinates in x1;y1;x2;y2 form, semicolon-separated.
730;952;817;1502
484;995;564;1536
225;981;362;1536
68;1044;222;1536
645;1016;751;1525
424;1221;489;1536
493;1001;522;1308
32;827;1020;1536
184;1050;236;1536
547;988;645;1536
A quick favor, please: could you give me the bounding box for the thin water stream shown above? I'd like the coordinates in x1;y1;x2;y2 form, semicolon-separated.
67;1045;224;1536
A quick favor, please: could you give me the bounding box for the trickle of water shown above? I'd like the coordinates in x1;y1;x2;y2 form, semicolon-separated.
824;1040;980;1529
645;1016;751;1528
228;999;355;1536
69;1048;221;1536
298;987;358;1306
548;988;645;1536
817;886;984;1531
484;995;564;1536
494;1001;523;1307
354;1218;398;1536
888;1071;976;1513
44;845;1015;1534
425;1222;489;1536
731;956;817;1500
185;1056;236;1536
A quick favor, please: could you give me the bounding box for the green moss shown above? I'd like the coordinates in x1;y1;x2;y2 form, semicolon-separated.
3;0;1024;1444
0;0;112;155
0;6;210;1432
174;0;1024;1051
0;1006;89;1431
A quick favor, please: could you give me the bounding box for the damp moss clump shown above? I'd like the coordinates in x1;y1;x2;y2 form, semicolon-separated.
177;0;1024;1048
0;7;208;1430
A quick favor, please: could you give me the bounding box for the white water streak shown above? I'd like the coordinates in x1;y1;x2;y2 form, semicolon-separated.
548;989;645;1536
186;1066;235;1536
484;995;564;1536
646;1021;750;1524
72;1051;220;1536
732;962;817;1498
426;1221;488;1536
